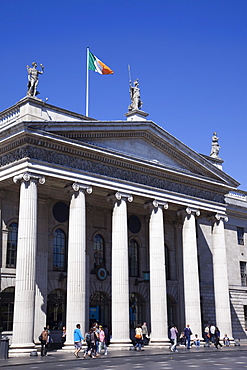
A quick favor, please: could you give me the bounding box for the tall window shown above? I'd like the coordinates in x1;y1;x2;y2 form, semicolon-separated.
53;229;66;271
93;234;105;267
6;222;18;268
237;227;244;245
129;239;139;277
165;244;170;280
0;287;15;331
240;262;247;286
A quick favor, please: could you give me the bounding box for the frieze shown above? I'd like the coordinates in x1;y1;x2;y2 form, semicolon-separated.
0;146;225;203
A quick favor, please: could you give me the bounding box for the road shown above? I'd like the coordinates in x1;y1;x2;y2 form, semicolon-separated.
3;350;247;370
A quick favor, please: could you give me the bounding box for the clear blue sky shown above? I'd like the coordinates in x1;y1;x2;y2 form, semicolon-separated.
0;0;246;190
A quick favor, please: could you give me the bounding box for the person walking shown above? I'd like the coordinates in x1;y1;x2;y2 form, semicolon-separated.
184;324;192;349
142;322;149;345
40;327;48;357
210;324;216;343
204;325;210;344
61;326;66;346
99;325;108;355
73;324;84;358
214;327;223;349
170;325;178;352
134;324;143;351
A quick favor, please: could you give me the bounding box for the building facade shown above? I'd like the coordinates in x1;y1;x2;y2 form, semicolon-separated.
0;96;246;351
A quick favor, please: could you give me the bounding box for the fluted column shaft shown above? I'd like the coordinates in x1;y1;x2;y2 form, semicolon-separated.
66;183;92;345
12;173;45;348
212;214;233;338
148;201;169;342
180;207;202;337
109;192;132;344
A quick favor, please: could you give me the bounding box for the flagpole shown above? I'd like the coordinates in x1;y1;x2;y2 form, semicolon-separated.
86;47;89;116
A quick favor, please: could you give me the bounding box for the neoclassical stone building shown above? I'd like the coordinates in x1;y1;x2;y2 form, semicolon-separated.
0;96;246;351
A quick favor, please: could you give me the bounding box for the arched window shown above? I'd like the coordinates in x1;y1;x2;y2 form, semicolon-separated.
0;287;15;331
93;234;105;267
129;239;139;277
47;289;66;330
6;222;18;268
53;229;66;271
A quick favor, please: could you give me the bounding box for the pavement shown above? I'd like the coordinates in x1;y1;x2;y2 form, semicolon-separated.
1;342;247;367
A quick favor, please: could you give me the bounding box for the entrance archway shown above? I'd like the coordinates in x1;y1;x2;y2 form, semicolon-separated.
47;289;66;330
90;291;110;328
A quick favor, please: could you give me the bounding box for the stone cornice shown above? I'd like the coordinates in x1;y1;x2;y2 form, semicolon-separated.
0;144;227;204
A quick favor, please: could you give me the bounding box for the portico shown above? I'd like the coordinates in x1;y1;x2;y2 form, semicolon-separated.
0;96;240;353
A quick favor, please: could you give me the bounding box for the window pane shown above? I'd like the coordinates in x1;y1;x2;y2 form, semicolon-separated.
240;262;247;286
6;223;18;268
53;229;66;271
237;227;244;245
94;234;105;266
129;239;139;277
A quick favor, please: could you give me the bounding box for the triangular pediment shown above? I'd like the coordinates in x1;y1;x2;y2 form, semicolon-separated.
35;118;239;189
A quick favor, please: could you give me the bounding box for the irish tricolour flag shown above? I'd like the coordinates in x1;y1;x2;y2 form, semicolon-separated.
88;51;114;75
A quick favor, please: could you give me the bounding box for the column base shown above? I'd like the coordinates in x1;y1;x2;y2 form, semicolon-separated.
109;341;132;350
149;339;170;348
9;346;37;357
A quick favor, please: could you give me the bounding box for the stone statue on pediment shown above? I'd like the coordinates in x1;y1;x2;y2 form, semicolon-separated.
210;132;220;158
128;79;143;111
26;62;44;97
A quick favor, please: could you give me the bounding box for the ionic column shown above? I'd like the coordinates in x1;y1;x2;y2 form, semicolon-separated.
11;173;45;348
65;183;92;345
107;192;133;345
178;207;202;337
211;214;233;338
34;199;49;342
145;200;169;343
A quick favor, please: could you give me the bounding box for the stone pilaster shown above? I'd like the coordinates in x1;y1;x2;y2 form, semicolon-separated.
178;207;202;338
107;192;133;345
65;183;92;345
145;200;169;343
211;213;233;339
11;173;45;349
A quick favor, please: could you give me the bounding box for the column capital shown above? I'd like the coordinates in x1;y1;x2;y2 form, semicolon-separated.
13;172;45;185
144;199;169;211
177;207;200;217
64;183;92;195
106;191;133;203
208;213;228;223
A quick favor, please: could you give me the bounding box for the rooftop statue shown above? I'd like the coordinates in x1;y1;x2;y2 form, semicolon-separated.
210;132;220;158
128;79;143;111
26;62;44;97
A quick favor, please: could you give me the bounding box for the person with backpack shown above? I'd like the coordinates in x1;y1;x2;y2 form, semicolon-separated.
84;330;91;358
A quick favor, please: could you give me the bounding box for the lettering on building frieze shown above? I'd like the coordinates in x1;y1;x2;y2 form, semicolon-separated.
1;146;225;204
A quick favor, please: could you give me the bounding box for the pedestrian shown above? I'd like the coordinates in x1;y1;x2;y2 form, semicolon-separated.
223;334;230;346
214;327;222;349
40;327;48;356
104;325;110;346
134;324;143;351
204;325;210;344
89;327;98;358
210;324;216;343
169;325;178;352
61;326;66;346
73;324;84;358
193;334;200;347
99;325;108;355
84;329;92;358
142;322;149;345
184;324;192;349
